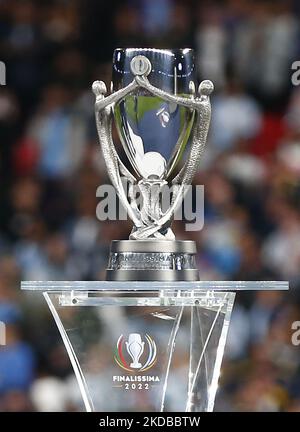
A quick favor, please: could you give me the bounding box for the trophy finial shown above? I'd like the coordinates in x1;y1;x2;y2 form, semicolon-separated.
92;80;107;97
199;80;214;97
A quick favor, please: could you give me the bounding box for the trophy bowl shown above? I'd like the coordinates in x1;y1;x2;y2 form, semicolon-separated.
112;48;195;181
92;48;213;281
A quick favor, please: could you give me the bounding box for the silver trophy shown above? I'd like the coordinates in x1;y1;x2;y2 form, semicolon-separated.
92;48;213;281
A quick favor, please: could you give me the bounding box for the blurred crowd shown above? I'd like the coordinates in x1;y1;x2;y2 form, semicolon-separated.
0;0;300;412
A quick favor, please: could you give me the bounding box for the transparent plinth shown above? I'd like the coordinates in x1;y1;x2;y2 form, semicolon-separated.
21;281;288;412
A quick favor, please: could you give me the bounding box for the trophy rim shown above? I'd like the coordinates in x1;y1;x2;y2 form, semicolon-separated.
113;48;195;78
114;47;194;55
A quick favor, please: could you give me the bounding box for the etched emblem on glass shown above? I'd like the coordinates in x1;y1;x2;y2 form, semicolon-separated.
126;333;145;369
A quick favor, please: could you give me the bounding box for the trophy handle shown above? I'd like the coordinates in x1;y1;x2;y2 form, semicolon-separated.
129;76;213;233
172;81;213;187
93;81;143;228
135;75;213;187
94;80;138;112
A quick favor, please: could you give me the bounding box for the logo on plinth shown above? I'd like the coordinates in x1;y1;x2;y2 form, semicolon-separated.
113;333;160;391
114;333;157;372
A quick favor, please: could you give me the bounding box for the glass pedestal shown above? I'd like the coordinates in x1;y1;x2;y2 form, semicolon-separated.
21;281;288;412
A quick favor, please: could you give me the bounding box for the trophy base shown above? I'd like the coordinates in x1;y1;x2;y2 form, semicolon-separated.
106;240;199;281
21;280;288;412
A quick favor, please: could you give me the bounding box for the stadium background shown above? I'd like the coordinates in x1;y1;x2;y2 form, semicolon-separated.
0;0;300;411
